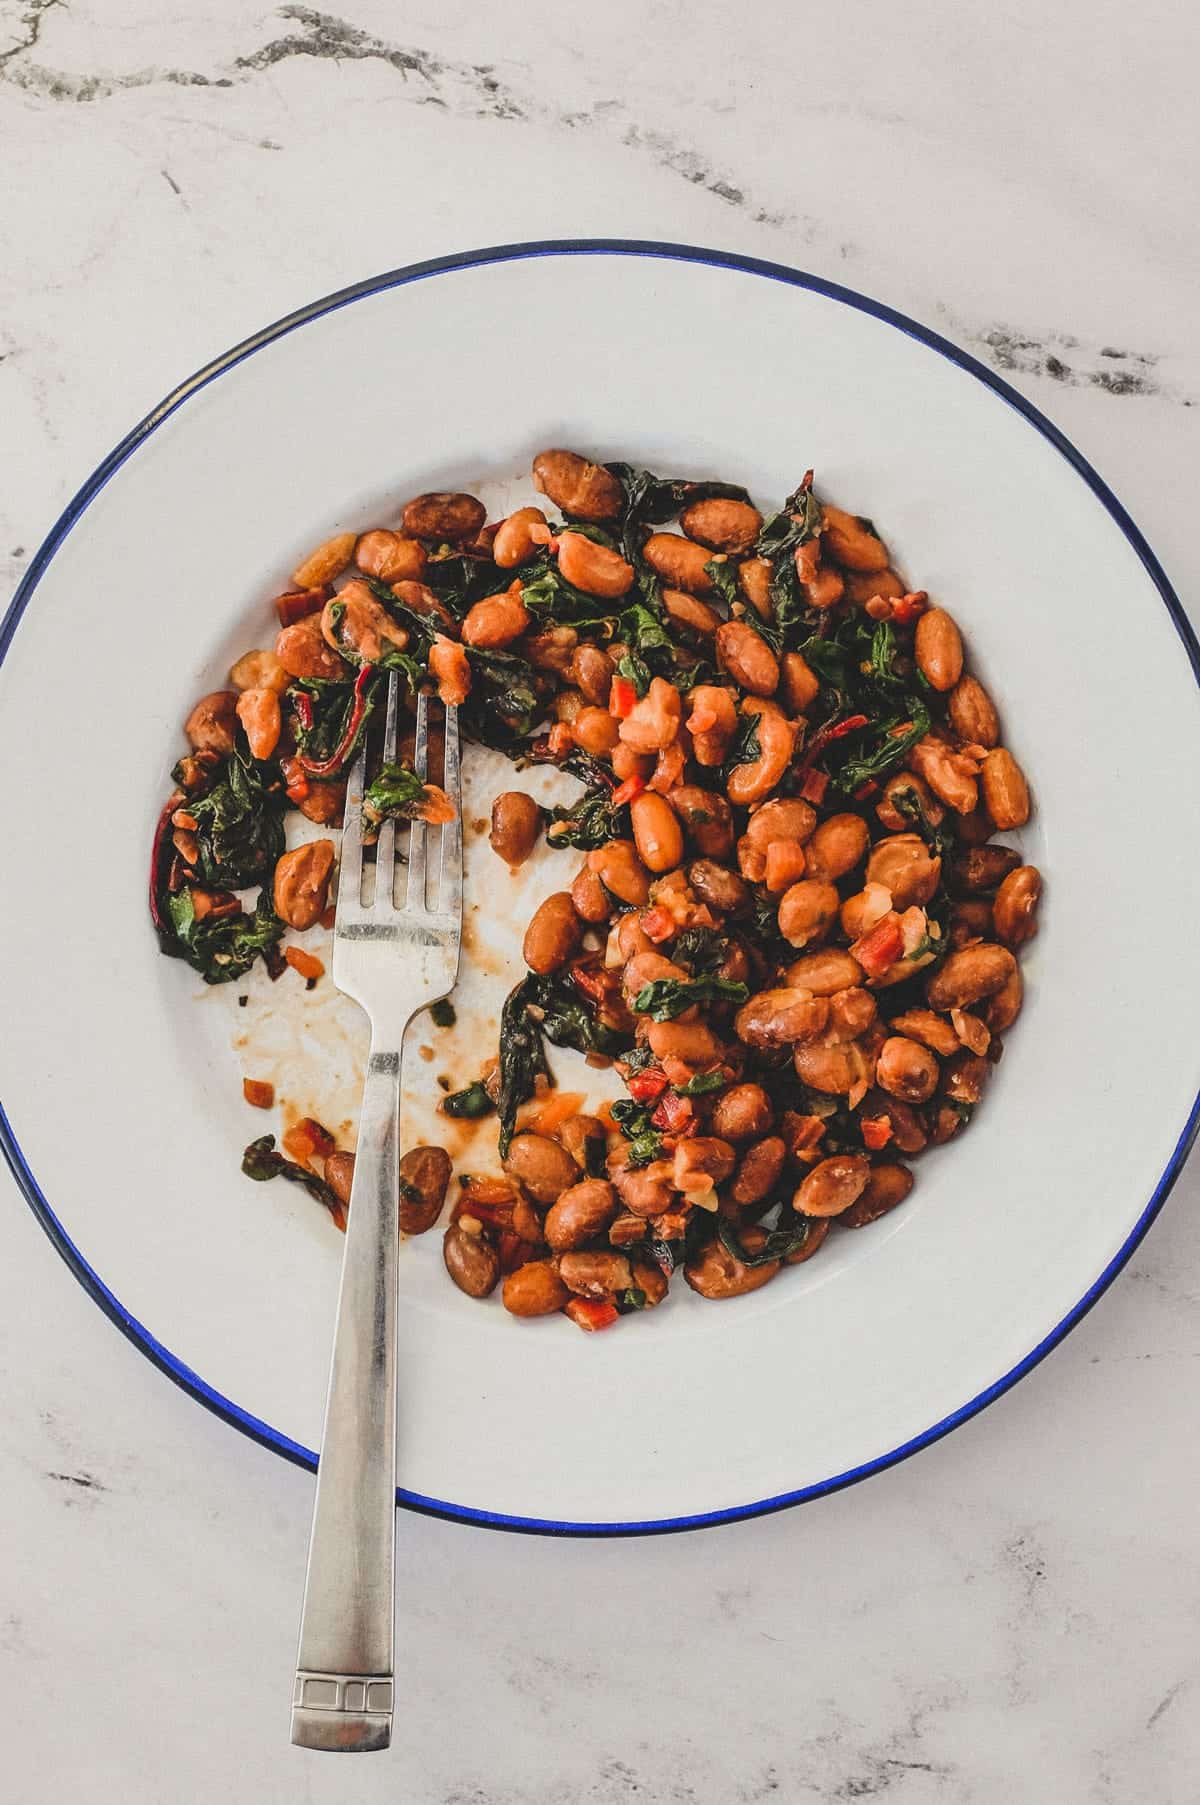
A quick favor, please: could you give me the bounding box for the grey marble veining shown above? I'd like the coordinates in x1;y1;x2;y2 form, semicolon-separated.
2;3;1199;1800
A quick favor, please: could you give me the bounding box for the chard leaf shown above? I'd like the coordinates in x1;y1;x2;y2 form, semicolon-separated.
720;710;762;779
496;969;630;1155
753;478;824;650
833;704;930;793
674;1068;727;1097
615;651;651;697
187;750;286;889
610;1097;664;1168
754;480;823;564
361;761;428;825
241;1133;344;1222
164;887;284;986
497;975;552;1157
443;1081;495;1119
717;1215;812;1267
632;975;749;1021
546;785;627;851
703;557;739;609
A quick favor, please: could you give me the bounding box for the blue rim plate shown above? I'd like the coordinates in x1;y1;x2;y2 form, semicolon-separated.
2;240;1198;1536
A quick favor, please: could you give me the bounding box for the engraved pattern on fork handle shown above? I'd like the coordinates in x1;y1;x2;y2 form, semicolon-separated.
294;1672;394;1714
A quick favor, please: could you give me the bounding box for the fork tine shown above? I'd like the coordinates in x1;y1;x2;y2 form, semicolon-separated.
405;691;430;912
410;687;430;783
439;703;462;919
372;672;401;909
338;738;367;913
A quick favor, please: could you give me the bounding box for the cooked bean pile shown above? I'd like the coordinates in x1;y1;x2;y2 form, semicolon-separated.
153;449;1041;1334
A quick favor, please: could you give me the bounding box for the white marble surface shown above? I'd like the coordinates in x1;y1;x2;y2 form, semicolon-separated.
2;3;1199;1799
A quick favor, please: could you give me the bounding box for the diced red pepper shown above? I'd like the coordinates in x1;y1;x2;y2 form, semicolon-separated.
565;1297;619;1333
453;1196;509;1228
282;1117;336;1167
569;960;609;1007
298;663;373;778
627;1068;669;1103
275;586;329;627
799;768;829;805
285;946;325;983
861;1115;894;1151
854;779;879;800
457;1176;515;1203
797;712;870;791
611;774;646;807
293;693;315;733
640;906;676;944
891;590;929;624
242;1077;275;1110
850;913;905;978
498;1231;535;1275
651;1092;695;1134
453;1178;517;1231
609;676;637;719
783;1113;827;1159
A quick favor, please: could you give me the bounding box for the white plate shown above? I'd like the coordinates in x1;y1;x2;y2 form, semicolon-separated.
2;242;1198;1535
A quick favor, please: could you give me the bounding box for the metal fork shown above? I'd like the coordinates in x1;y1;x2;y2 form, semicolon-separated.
291;674;461;1753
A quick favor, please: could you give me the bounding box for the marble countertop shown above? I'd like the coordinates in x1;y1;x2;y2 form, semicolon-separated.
2;4;1198;1800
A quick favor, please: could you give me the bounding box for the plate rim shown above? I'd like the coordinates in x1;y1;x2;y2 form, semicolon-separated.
2;236;1198;1537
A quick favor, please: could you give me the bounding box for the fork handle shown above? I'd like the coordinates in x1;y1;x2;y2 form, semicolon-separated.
291;1041;401;1752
